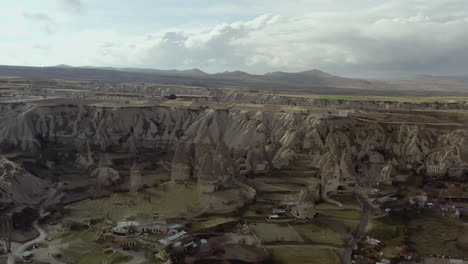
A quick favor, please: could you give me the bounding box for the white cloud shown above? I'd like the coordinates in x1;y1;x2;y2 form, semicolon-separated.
58;0;84;14
22;12;55;34
2;0;468;77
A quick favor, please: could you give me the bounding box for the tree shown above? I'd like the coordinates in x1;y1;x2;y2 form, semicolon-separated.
165;94;177;100
12;207;39;230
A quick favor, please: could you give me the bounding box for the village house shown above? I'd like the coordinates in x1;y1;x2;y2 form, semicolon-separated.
139;223;183;235
267;215;281;221
459;208;468;219
112;221;140;236
410;193;428;207
426;164;448;180
364;236;381;246
158;230;188;246
139;223;163;234
283;201;299;209
440;205;461;218
22;251;34;261
448;167;468;181
239;224;250;235
272;208;287;215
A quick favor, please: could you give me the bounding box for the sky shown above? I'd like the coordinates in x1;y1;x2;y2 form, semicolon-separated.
1;0;468;78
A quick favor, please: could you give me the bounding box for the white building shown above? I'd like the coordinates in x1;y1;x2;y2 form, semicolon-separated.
338;111;349;118
158;231;188;246
112;221;140;235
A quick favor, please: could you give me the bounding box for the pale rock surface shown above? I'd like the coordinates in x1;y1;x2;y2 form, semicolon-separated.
0;158;53;205
1;103;468;204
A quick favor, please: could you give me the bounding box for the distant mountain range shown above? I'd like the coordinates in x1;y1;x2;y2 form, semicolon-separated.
0;64;467;96
388;75;468;93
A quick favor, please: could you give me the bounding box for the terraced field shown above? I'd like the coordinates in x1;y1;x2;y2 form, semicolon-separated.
292;223;345;246
269;247;342;264
251;223;304;244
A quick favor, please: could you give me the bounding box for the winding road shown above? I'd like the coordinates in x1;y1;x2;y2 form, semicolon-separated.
258;191;370;264
7;217;47;264
314;191;370;264
7;187;61;264
340;192;370;264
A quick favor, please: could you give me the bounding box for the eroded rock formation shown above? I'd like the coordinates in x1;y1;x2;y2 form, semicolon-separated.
292;184;320;219
0;158;52;206
1;102;468;206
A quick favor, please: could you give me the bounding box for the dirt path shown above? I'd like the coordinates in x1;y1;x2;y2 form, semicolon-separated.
315;216;352;241
7;219;47;264
314;192;370;264
7;187;60;264
264;244;341;250
340;192;370;264
183;194;215;220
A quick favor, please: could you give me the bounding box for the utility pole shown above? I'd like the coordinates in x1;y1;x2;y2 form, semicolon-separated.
130;160;142;193
0;214;12;252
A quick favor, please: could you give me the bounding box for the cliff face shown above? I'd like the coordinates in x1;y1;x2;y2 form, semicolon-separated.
0;103;467;202
0;158;53;206
0;103;200;153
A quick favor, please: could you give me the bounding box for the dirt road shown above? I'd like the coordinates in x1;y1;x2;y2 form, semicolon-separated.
340;192;370;264
7;217;47;264
7;187;61;264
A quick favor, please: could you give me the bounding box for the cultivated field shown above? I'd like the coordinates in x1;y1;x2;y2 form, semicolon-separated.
407;211;468;259
292;223;345;246
269;247;341;264
316;208;362;220
266;92;468;103
251;223;304;244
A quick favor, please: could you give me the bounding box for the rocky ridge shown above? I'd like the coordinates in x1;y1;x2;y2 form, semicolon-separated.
1;102;467;209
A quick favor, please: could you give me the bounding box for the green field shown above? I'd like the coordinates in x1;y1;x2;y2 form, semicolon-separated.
328;194;361;209
407;211;468;259
251;223;303;243
270;93;468;103
316;209;362;220
329;218;360;233
240;202;274;218
270;247;341;264
66;182;209;222
369;215;406;245
59;224;133;264
76;249;132;264
191;217;238;232
369;211;468;259
292;223;345;246
369;215;406;258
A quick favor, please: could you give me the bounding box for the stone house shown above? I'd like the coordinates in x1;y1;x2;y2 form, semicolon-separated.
426;164;447;180
448;167;467;181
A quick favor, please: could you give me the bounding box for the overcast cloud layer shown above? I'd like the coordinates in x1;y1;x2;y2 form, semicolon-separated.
1;0;468;78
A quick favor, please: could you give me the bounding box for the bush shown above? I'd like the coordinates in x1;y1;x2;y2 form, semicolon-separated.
165;94;177;100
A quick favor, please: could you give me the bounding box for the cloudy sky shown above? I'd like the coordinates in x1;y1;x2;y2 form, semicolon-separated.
1;0;468;78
